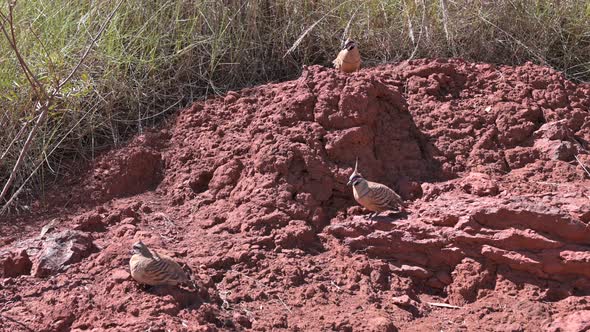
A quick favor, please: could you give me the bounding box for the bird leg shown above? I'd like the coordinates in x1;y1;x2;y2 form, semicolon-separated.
138;283;154;292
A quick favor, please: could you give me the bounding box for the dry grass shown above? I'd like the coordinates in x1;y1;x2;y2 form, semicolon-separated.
1;0;589;212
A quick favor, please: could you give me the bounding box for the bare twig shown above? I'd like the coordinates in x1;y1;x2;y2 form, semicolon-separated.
0;101;48;207
275;294;293;314
427;302;461;309
283;21;323;59
536;182;561;186
341;8;359;48
405;6;415;44
219;290;231;311
574;154;590;178
0;101;89;213
409;0;426;60
0;0;123;213
283;0;353;59
439;0;454;55
57;0;124;91
0;2;45;98
0;119;32;161
478;10;551;68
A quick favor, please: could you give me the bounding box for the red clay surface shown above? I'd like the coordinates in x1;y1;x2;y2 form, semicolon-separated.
1;58;590;331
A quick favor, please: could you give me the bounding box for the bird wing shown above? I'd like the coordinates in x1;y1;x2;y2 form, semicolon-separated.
143;254;189;285
367;181;403;211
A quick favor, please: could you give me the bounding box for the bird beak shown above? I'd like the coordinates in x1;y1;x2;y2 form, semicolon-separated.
347;179;352;186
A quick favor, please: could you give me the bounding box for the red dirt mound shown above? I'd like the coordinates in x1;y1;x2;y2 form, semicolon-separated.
1;58;590;331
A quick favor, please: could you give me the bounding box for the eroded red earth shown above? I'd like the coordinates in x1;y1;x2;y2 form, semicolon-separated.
1;59;590;331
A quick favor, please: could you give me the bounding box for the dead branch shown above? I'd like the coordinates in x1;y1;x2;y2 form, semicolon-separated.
0;119;32;161
0;101;47;208
574;154;590;178
408;0;426;60
0;0;124;213
427;302;461;309
0;105;94;215
0;2;45;98
57;0;124;91
341;8;359;48
283;0;353;59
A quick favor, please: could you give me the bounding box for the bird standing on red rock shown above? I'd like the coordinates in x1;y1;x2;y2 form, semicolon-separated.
129;241;193;288
333;38;361;73
347;158;405;218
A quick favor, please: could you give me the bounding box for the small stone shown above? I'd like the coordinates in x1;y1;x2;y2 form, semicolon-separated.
396;265;431;279
119;206;138;219
120;217;138;225
141;205;153;214
114;224;137;237
0;249;32;277
233;312;252;328
111;269;131;282
460;172;499;196
368;316;397;332
391;294;418;308
304;286;316;299
73;213;105;232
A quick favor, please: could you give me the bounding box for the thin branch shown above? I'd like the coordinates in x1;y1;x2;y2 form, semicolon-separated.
0;101;48;205
56;0;124;91
574;154;590;179
341;8;359;48
28;22;57;86
427;302;461;309
0;103;95;214
405;5;415;44
0;4;42;94
0;0;124;212
409;0;426;60
478;9;550;68
439;0;454;55
0;119;33;161
283;0;353;59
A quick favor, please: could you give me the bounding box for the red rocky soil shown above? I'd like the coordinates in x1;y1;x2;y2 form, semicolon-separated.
1;58;590;331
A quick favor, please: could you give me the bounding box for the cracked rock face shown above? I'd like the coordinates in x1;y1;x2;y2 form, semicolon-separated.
32;230;97;278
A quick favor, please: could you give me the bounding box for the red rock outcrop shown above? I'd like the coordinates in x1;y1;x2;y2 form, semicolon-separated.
0;59;589;331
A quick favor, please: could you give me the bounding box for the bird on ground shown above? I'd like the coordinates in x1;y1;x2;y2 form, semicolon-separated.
129;241;193;288
333;38;361;73
347;158;405;218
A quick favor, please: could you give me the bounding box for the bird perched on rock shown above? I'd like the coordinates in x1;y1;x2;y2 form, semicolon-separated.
347;158;405;218
129;241;193;288
333;38;361;73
